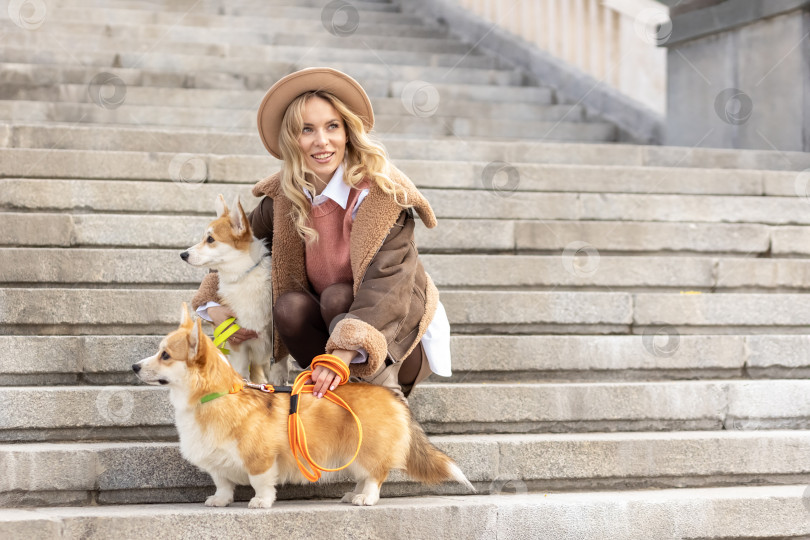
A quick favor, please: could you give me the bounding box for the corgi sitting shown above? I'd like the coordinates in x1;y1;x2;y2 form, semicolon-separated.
132;304;474;508
180;194;286;385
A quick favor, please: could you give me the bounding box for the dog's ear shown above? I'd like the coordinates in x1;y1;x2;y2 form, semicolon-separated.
188;316;201;360
180;302;194;328
215;194;228;218
229;195;249;235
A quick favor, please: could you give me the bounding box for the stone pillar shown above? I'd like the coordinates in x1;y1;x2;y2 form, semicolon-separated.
661;0;810;152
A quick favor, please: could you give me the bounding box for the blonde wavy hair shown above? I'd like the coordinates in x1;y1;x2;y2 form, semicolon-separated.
277;90;410;242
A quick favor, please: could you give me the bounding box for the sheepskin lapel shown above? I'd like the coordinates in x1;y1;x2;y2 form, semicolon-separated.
350;167;437;293
252;172;307;360
349;183;403;293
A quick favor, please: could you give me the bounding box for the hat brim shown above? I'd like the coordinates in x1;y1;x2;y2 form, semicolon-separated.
256;67;374;160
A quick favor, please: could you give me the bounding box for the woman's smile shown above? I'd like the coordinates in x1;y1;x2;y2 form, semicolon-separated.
312;151;335;164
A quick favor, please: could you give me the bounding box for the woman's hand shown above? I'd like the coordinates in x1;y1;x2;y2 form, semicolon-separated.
208;305;258;345
308;349;355;398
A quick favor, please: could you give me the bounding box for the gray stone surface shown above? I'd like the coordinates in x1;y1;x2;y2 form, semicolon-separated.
514;220;771;254
715;258;810;289
0;248;207;285
17;250;795;291
4;486;810;539
424;254;715;289
633;292;810;327
771;226;810;255
8;333;810;385
7;380;808;440
449;335;746;375
412;382;729;432
7;333;793;385
746;335;810;369
398;0;663;144
1;156;787;196
0;213;73;247
0;288;632;331
0;289;194;329
46;4;425;27
0;15;449;43
726;380;810;427
4;431;810;506
7;124;810;171
0;101;612;141
441;290;633;327
0;336;161;377
0;179;257;214
665;4;809;151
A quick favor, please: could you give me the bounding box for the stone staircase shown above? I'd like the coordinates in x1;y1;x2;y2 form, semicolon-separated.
3;0;810;537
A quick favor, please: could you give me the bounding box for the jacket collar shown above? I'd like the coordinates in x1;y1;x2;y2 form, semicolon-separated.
252;165;437;229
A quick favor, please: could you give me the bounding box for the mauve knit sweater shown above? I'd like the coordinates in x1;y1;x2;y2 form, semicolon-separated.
305;183;367;295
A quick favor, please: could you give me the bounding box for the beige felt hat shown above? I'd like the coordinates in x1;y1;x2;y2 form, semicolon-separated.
256;67;375;159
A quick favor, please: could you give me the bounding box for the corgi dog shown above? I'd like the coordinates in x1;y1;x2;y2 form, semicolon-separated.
132;304;474;508
180;194;287;385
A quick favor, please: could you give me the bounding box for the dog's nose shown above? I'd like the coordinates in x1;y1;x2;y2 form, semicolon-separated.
180;251;189;261
132;364;141;373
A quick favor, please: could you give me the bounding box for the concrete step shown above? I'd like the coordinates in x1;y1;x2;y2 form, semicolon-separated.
0;149;803;196
0;60;520;95
9;288;810;334
3;27;482;62
4;486;810;539
0;212;784;256
4;178;809;225
47;0;399;11
3;431;810;507
2;333;809;386
48;0;401;15
0;198;785;256
0;15;449;42
0;101;608;140
0;379;805;441
7;286;810;335
6;125;810;172
1;36;498;72
6;249;810;293
1;77;552;108
44;5;426;27
0;91;573;126
0;42;521;85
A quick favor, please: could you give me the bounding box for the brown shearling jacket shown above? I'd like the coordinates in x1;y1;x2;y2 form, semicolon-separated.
191;166;439;379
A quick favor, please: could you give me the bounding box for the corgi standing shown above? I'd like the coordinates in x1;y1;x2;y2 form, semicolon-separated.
132;304;474;508
181;195;287;385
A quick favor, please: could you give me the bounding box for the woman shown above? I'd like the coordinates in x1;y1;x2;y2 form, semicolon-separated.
192;67;451;400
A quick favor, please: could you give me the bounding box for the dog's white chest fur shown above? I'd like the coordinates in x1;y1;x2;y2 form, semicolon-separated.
173;396;249;485
218;261;272;333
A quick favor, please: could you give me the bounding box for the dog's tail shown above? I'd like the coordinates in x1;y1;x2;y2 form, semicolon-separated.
405;414;475;492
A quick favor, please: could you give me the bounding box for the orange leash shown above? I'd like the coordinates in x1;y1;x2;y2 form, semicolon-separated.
287;354;363;482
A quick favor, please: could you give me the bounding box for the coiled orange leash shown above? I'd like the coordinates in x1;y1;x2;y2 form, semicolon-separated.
287;353;363;482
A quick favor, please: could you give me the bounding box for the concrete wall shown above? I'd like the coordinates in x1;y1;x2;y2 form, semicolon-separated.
664;0;810;151
398;0;665;144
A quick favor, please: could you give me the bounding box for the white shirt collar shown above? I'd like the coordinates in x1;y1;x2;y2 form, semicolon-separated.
303;163;350;209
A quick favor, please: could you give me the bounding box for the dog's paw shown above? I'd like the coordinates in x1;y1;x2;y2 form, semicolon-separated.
266;362;289;386
248;496;275;509
341;491;358;504
204;495;233;507
350;493;379;506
